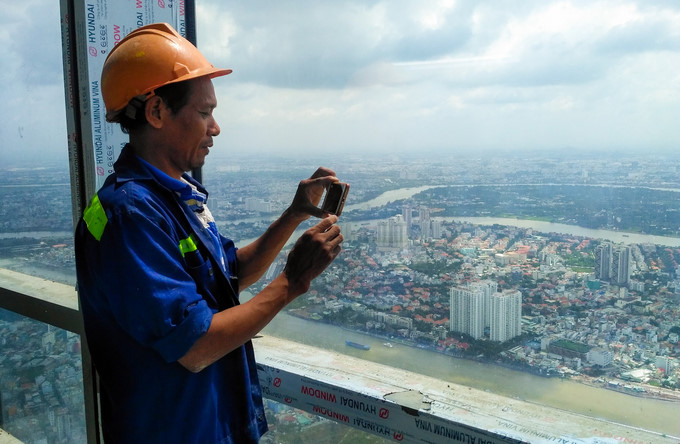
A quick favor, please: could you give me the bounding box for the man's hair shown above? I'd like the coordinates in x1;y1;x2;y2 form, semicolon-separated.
118;80;194;134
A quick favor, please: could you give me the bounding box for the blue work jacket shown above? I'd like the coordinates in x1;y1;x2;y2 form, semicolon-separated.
75;145;267;443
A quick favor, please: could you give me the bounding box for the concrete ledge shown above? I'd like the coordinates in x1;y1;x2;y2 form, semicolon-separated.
0;269;81;334
254;335;679;444
0;429;22;444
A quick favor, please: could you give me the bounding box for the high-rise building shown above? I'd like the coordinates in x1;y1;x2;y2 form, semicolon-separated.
595;242;630;285
451;283;519;342
611;246;631;285
402;205;413;235
377;215;408;250
489;290;522;342
594;243;611;281
419;207;431;240
449;287;485;339
431;219;442;239
338;222;354;243
468;280;497;329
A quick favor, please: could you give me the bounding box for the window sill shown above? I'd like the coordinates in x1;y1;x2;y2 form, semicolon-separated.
253;334;678;444
0;429;22;444
0;268;80;333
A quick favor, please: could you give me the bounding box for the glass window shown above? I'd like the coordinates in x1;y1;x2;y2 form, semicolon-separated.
262;399;390;444
197;0;680;438
5;0;680;441
0;308;86;443
0;2;74;287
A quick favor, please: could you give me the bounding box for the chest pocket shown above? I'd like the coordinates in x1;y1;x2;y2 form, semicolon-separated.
178;234;221;309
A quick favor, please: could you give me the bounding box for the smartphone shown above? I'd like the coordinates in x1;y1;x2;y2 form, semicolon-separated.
321;182;350;216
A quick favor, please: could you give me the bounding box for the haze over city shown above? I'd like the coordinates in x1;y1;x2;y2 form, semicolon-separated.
1;0;679;166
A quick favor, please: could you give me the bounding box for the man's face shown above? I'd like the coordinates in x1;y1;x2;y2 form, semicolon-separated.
160;77;220;178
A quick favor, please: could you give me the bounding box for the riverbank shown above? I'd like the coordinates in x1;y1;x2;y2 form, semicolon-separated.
571;374;680;403
286;308;680;404
444;216;680;247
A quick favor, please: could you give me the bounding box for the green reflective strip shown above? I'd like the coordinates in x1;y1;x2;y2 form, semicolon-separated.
83;193;107;241
179;234;198;257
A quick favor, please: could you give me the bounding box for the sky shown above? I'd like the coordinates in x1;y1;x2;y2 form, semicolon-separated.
1;0;680;165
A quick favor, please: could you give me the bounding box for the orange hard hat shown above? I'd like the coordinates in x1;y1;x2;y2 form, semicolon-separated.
101;22;231;122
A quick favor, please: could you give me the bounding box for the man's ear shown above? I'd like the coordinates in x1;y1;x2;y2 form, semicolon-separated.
145;96;166;129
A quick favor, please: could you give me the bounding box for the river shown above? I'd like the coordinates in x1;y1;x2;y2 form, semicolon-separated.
343;185;680;247
259;311;680;437
237;184;680;247
0;231;73;239
442;217;680;247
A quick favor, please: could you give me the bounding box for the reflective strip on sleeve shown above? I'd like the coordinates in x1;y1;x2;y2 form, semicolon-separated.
179;234;198;257
83;193;108;241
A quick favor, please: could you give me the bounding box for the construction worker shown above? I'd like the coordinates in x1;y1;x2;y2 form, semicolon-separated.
75;23;343;443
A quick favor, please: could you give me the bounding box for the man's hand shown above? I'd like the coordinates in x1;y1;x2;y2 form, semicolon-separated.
283;215;343;299
286;167;338;222
179;215;343;373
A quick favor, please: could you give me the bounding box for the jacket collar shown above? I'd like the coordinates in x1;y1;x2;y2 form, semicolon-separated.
113;144;208;197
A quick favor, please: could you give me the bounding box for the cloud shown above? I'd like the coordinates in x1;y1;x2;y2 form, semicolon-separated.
199;1;481;90
198;1;680;93
199;0;680;155
0;0;67;165
2;0;679;164
0;1;64;86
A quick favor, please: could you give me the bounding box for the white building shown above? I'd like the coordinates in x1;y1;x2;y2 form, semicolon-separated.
419;207;431;240
628;279;645;292
468;280;497;329
489;290;522;342
587;348;613;367
377;215;408;249
245;197;272;212
596;242;631;285
338;222;354;242
430;219;442;239
449;287;485;339
655;356;675;373
402;205;413;234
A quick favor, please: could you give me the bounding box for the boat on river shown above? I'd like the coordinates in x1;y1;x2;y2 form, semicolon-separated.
346;340;370;350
